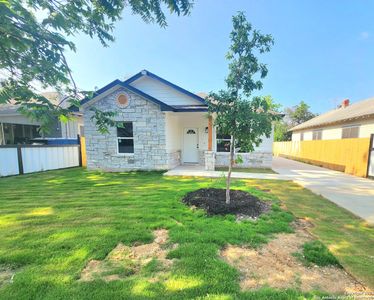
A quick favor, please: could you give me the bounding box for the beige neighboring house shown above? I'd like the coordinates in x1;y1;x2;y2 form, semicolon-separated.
290;98;374;141
0;92;83;145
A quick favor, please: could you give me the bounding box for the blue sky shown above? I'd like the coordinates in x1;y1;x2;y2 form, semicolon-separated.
65;0;374;114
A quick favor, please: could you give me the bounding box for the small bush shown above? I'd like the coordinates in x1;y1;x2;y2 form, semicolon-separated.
296;240;341;267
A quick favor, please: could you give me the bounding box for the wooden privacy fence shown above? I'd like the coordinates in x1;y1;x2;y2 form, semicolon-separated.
80;136;87;167
273;137;371;177
0;144;81;177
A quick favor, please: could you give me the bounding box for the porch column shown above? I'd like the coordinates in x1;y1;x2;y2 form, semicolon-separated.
208;116;213;151
205;116;215;170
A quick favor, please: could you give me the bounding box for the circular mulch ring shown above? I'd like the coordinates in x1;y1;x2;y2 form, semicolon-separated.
182;188;270;218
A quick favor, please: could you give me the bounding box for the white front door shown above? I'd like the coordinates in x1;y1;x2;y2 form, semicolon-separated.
183;128;199;163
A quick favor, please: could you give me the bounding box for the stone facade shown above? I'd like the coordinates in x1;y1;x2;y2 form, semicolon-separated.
215;152;272;168
204;151;215;170
167;150;181;169
83;87;168;171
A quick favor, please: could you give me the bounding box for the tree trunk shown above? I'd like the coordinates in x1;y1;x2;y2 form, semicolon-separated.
226;135;235;204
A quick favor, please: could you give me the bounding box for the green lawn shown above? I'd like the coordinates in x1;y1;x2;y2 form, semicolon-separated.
215;167;277;174
0;168;372;299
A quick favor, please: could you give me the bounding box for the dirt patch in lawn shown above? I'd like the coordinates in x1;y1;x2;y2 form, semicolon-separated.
0;266;16;288
221;219;369;294
182;188;270;219
80;229;176;282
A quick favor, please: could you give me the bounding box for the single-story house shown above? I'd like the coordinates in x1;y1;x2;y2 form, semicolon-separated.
290;98;374;141
81;70;273;171
0;92;83;145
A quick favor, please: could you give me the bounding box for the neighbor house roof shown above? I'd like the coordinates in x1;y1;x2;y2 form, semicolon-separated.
0;92;75;116
81;70;208;112
290;97;374;131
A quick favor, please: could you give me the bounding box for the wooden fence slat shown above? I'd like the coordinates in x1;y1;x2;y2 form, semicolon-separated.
273;138;371;177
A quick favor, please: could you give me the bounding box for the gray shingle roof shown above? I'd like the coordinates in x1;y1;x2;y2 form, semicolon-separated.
290;97;374;131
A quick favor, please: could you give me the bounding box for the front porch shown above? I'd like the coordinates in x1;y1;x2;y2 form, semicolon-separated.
165;111;215;170
164;111;274;171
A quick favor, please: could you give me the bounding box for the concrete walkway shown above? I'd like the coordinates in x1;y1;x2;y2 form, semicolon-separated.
272;157;374;225
164;164;288;180
164;158;374;224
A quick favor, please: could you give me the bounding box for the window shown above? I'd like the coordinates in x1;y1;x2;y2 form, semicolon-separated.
312;130;322;140
300;132;304;141
342;125;359;139
216;133;231;152
2;123;40;144
117;122;134;153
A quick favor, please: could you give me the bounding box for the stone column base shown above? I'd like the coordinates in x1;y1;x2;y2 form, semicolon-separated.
204;151;215;171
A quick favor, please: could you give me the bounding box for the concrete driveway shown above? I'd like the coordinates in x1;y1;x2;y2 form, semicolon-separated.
272;157;374;225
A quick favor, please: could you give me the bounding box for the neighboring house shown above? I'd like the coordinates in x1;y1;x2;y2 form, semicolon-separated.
0;92;83;145
290;98;374;141
81;70;273;171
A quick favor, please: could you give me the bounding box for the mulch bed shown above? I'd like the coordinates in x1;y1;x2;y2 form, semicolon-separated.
182;188;270;217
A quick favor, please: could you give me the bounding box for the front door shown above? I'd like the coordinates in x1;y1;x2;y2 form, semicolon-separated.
183;128;199;163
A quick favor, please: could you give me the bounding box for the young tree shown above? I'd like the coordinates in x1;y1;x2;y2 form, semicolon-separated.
207;12;279;203
0;0;193;133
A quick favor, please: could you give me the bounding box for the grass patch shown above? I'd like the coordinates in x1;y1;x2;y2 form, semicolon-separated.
249;179;374;289
0;168;371;298
215;167;277;173
293;240;341;267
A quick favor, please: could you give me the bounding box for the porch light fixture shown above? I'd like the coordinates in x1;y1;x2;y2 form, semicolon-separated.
205;127;209;133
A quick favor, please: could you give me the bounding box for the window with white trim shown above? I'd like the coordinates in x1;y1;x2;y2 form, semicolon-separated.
342;125;359;139
216;133;231;152
312;130;322;140
117;122;134;153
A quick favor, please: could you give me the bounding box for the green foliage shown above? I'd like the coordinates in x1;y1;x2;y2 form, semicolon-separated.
207;12;279;202
274;120;292;141
0;168;331;299
208;92;279;153
287;101;317;127
225;12;274;96
295;240;341;267
89;107;122;134
0;0;193;133
207;13;279;152
249;179;374;289
273;100;317;141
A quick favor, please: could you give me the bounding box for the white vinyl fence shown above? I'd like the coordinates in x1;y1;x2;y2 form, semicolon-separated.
0;145;81;177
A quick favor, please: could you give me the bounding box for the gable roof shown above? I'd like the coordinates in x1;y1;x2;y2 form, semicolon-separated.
124;70;207;105
290;97;374;131
81;70;208;112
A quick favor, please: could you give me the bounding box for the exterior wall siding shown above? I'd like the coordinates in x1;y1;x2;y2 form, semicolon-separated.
130;77;202;106
83;87;168;171
292;118;374;141
215;152;272;168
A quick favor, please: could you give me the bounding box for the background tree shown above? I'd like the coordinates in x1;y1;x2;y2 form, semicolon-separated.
274;120;292;141
207;12;279;204
274;101;317;141
0;0;193;133
287;101;317;127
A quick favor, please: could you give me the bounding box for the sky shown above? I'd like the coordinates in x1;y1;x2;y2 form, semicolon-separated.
65;0;374;114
